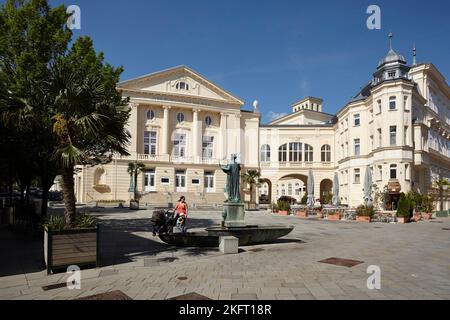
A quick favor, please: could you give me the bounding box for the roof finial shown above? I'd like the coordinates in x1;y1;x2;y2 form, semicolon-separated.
388;32;393;50
413;43;417;66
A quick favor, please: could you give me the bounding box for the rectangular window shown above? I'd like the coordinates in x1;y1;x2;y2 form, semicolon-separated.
390;126;397;146
389;97;397;110
161;177;170;185
405;164;410;180
144;169;155;192
370;136;374;151
175;170;186;192
289;143;302;162
378;129;382;147
354;139;361;156
192;179;200;185
354;168;361;184
354;114;360;127
202;136;214;159
144;131;157;155
390;165;397;180
378;165;383;181
204;172;214;193
173;133;186;157
388;71;396;78
377;100;382;113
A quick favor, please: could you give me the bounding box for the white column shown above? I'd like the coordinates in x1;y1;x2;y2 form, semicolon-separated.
192;109;202;162
128;103;139;157
399;95;406;146
162;105;171;155
220;113;228;160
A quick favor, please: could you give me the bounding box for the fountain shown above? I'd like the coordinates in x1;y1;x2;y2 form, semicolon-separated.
159;154;294;247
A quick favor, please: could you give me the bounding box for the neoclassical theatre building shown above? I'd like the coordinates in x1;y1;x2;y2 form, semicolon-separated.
74;46;450;210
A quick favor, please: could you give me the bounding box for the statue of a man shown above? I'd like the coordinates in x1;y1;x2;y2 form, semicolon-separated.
220;154;241;203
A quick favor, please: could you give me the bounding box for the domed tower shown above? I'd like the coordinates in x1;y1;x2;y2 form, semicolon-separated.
372;33;411;86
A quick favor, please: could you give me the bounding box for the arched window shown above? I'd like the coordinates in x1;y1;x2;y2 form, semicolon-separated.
289;143;302;162
321;145;331;162
305;144;314;162
176;81;189;91
176;112;185;123
279;144;288;162
146;109;155;121
260;144;271;162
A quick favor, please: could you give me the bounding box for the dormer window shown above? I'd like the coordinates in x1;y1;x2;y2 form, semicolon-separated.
388;71;396;78
176;81;189;91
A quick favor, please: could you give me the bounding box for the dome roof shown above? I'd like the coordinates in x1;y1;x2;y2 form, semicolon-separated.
377;49;406;68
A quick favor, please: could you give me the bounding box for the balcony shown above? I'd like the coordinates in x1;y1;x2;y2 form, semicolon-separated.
115;153;221;165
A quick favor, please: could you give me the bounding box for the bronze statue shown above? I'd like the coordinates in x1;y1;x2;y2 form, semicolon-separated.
220;154;241;203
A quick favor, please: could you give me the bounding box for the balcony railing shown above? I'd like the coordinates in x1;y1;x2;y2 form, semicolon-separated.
260;161;334;168
115;153;221;165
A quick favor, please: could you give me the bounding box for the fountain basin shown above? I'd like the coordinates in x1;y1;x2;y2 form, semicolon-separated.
159;232;219;247
205;225;294;246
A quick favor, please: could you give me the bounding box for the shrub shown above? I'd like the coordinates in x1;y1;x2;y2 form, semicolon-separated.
328;211;339;216
277;200;291;212
324;193;333;205
422;196;435;213
300;194;308;205
397;194;411;218
278;196;297;205
356;205;375;217
42;214;97;231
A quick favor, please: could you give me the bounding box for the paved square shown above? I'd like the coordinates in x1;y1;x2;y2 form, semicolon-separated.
1;209;450;300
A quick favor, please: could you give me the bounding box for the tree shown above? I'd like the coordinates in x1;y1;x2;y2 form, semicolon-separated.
48;38;130;227
434;178;449;212
127;162;146;202
0;0;71;216
242;169;261;204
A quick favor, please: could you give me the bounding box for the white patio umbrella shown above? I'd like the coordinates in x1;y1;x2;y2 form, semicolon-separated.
307;169;315;208
332;172;340;206
363;166;373;207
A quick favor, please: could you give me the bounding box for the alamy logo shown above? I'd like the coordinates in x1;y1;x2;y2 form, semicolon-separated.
366;5;381;30
66;265;81;290
367;265;381;290
67;5;81;30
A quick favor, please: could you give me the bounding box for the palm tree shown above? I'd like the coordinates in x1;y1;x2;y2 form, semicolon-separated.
127;161;146;202
242;169;262;204
49;58;130;227
434;178;450;212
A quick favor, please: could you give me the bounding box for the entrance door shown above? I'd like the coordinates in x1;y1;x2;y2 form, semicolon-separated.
204;172;215;193
144;170;155;192
176;170;186;192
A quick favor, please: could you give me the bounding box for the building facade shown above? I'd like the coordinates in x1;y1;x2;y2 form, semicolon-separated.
75;47;450;210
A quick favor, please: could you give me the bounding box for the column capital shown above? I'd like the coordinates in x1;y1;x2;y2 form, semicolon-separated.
220;112;229;117
129;102;139;108
162;105;172;110
193;108;202;113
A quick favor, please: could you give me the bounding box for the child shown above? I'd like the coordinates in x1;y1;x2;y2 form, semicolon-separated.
174;196;188;233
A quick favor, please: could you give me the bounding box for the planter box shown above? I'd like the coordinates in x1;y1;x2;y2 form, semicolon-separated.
413;214;422;222
397;217;410;223
356;216;371;223
130;200;140;210
44;225;100;274
327;214;341;221
423;213;433;220
316;212;324;219
277;211;289;216
436;211;448;218
296;211;308;218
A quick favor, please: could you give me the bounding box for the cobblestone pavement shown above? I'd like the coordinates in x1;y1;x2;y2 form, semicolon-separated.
1;209;450;300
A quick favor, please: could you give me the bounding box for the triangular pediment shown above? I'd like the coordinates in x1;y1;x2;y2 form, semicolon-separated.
118;66;244;105
270;109;335;125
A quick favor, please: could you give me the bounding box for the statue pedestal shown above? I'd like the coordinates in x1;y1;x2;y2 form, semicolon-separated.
223;203;246;228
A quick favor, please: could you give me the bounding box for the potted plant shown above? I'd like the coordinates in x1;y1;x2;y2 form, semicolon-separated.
43;214;99;274
356;205;375;223
296;208;308;218
422;196;435;220
396;194;411;223
316;210;324;219
277;200;291;216
327;211;341;221
270;202;278;214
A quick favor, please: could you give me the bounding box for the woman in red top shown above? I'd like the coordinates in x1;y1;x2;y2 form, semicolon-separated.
174;196;188;232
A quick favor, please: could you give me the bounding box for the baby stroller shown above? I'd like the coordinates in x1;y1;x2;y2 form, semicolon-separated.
151;210;176;236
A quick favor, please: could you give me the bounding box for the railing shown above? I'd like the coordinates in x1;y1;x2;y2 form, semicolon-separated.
261;161;334;168
115;153;222;165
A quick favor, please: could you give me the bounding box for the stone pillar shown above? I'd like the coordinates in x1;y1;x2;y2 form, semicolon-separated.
220;113;228;160
162;106;171;155
399;95;406;146
128;103;139;157
192;109;202;162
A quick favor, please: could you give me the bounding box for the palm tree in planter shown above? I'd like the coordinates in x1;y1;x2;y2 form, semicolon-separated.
127;161;146;209
242;169;262;210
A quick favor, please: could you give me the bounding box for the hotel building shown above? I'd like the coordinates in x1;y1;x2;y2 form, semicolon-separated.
74;46;450;210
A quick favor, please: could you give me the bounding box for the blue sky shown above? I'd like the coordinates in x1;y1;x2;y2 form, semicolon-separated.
50;0;450;122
